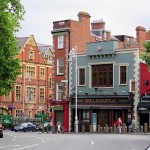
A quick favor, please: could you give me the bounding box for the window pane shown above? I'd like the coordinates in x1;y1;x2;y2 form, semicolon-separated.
57;58;64;74
79;68;85;85
58;35;64;49
120;66;127;84
92;64;113;87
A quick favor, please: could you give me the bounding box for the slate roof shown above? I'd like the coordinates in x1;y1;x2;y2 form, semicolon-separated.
17;37;29;52
37;43;52;57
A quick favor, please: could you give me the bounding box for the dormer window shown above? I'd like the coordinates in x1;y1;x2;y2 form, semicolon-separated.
29;51;34;60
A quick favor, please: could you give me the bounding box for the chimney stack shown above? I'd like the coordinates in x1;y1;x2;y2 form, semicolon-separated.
136;26;146;49
91;19;105;30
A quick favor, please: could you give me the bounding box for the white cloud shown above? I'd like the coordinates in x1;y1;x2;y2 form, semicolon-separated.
17;0;150;45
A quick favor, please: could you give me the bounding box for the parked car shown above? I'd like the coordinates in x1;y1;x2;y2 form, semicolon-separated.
0;123;3;138
14;122;36;132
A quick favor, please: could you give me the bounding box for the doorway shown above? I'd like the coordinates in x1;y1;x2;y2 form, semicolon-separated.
98;110;108;127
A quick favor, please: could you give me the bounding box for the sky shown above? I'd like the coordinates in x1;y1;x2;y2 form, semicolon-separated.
17;0;150;45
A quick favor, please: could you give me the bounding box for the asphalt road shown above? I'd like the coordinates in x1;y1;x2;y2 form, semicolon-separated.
0;130;150;150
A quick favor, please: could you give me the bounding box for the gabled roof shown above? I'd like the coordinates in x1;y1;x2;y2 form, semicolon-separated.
37;43;53;57
17;37;29;51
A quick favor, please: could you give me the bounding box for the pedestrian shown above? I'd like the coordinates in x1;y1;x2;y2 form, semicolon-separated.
57;121;61;133
116;118;122;133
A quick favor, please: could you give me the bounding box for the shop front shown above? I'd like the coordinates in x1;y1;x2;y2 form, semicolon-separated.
138;94;150;128
70;95;133;132
49;99;69;132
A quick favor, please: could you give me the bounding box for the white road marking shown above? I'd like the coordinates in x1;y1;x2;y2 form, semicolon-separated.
5;133;17;141
0;145;20;149
12;144;39;150
91;141;94;145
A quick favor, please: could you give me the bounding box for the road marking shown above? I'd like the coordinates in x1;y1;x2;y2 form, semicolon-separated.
91;141;94;145
12;144;39;150
0;145;20;149
5;133;16;141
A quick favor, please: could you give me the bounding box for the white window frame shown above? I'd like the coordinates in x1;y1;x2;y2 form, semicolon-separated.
58;35;64;49
4;93;11;101
15;109;22;117
57;58;64;75
16;85;21;102
39;87;45;103
56;83;63;101
40;67;45;80
26;86;36;103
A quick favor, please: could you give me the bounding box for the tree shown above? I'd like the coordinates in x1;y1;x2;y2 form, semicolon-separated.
0;0;25;95
141;30;150;68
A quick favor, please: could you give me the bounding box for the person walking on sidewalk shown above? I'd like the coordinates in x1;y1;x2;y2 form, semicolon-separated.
116;118;122;133
57;121;61;133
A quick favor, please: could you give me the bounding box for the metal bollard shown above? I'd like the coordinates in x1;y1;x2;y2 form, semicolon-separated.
128;126;131;133
144;123;148;133
122;124;125;133
132;123;136;133
62;126;64;134
110;127;113;133
90;125;93;133
82;125;85;133
104;127;106;133
98;125;100;133
114;124;117;133
46;125;49;133
141;125;143;132
52;126;56;134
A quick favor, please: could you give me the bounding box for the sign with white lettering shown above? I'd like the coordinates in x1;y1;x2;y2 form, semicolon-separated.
141;94;150;101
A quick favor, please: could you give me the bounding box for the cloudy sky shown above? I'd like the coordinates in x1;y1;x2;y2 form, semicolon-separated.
17;0;150;45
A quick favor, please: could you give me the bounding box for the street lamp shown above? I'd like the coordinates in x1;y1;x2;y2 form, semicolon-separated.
22;71;30;118
69;47;78;133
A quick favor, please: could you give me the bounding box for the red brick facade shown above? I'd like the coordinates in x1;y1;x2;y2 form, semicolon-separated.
0;35;52;118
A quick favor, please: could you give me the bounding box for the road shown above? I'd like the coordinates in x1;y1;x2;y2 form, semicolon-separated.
0;130;150;150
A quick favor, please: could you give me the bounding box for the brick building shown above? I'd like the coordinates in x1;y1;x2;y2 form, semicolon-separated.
0;35;53;118
51;11;100;132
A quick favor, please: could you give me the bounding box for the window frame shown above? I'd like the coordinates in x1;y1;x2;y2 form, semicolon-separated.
26;66;36;79
29;51;34;60
57;58;64;75
40;67;45;80
58;35;64;49
56;82;63;101
26;86;36;103
78;68;85;86
91;64;113;87
39;87;45;103
16;85;21;102
119;65;127;85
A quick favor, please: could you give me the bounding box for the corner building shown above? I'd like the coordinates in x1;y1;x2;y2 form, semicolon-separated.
51;12;98;132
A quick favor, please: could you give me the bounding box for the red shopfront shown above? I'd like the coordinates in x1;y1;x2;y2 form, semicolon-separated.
49;99;69;132
70;94;133;132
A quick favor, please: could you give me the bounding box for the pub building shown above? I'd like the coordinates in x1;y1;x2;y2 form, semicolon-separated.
70;94;133;132
138;94;150;127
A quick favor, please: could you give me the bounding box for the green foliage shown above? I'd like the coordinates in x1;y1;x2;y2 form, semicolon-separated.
0;0;25;95
141;29;150;68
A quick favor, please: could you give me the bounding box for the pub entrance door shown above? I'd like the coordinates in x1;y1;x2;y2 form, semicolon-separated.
98;110;108;127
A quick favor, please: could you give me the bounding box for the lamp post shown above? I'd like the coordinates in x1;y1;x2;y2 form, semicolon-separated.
22;72;26;118
69;47;78;133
